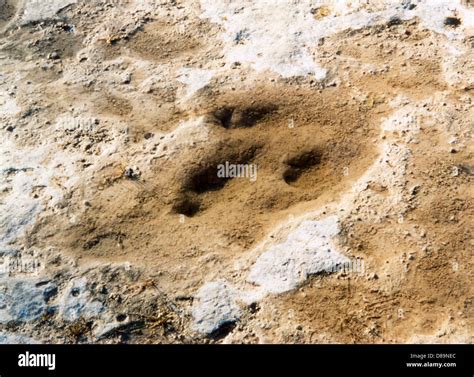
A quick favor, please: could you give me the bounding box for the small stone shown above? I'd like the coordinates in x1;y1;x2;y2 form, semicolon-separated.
121;73;131;84
124;167;141;180
43;285;58;302
402;0;417;10
388;16;402;26
444;17;461;28
410;185;421;195
48;52;60;60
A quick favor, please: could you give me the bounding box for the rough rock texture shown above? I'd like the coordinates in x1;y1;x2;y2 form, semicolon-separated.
21;0;77;24
246;217;348;294
192;280;242;335
0;278;53;323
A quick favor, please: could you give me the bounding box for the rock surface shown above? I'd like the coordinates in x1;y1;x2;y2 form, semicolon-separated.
192;280;242;335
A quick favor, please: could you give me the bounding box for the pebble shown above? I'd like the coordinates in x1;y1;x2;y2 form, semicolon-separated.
48;52;60;60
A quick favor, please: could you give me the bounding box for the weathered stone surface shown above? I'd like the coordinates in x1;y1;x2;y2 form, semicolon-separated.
0;332;40;344
247;216;348;294
192;280;242;335
0;278;55;323
21;0;77;24
58;277;104;322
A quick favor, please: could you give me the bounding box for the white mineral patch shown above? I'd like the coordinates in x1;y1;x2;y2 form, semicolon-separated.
155;116;210;157
409;0;474;40
0;139;81;248
177;68;214;97
192;280;242;334
199;0;473;78
247;216;348;294
0;92;19;117
347;142;410;203
0;278;55;324
192;216;349;333
58;277;104;322
22;0;77;23
199;0;329;78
